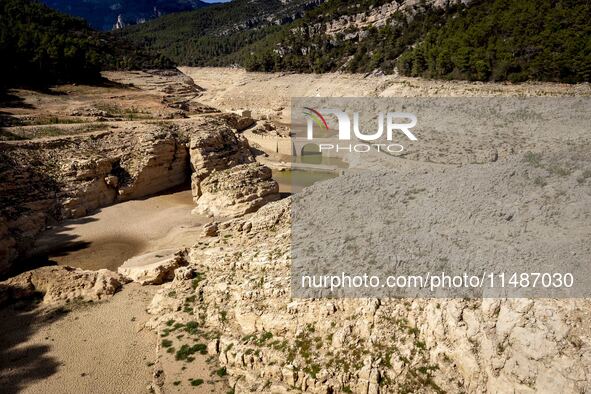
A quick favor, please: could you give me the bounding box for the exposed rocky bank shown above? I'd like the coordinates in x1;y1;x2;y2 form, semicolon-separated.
0;113;276;276
146;145;591;393
1;69;590;394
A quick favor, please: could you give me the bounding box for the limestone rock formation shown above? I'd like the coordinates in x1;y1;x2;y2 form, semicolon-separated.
173;266;195;281
188;124;254;200
118;249;188;285
0;125;190;275
323;0;467;39
201;221;219;237
0;113;271;275
145;145;591;393
115;130;188;201
103;69;215;119
220;112;256;132
194;163;280;218
0;266;127;305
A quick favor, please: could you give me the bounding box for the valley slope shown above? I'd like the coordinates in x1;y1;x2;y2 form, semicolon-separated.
121;0;591;83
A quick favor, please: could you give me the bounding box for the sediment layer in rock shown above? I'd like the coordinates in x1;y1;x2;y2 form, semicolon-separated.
0;115;264;275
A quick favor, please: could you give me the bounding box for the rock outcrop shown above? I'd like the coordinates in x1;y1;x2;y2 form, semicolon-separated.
0;266;127;305
0;124;190;274
118;249;188;285
0;111;282;275
183;116;281;218
187;124;254;201
195;163;280;218
321;1;469;40
220;112;256;132
0;115;267;275
103;69;211;116
145;145;591;393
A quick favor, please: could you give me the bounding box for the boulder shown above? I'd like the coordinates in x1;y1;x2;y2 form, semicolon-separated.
173;266;195;281
194;163;280;218
202;221;219;237
221;112;255;132
118;249;188;285
188;125;254;201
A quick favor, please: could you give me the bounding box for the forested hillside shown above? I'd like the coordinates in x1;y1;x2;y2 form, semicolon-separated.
0;0;173;87
119;0;323;66
123;0;591;83
3;0;589;85
1;0;102;85
235;0;455;74
398;0;591;83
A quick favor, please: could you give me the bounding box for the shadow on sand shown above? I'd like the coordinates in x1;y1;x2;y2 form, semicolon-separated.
9;217;99;279
0;291;66;394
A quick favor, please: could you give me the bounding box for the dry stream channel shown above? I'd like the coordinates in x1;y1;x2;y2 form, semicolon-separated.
30;170;336;271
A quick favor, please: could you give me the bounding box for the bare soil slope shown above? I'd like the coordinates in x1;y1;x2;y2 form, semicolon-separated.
179;67;591;122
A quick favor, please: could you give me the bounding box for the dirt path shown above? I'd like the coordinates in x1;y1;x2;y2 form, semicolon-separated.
0;284;158;394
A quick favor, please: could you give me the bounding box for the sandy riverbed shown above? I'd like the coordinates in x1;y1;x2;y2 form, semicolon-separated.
29;175;332;272
30;188;206;272
0;284;157;394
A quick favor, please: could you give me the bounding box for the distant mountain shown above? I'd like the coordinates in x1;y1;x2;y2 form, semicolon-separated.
40;0;210;31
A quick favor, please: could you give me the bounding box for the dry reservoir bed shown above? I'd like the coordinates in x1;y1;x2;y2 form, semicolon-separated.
27;174;325;272
0;284;157;394
29;188;205;271
1;69;590;394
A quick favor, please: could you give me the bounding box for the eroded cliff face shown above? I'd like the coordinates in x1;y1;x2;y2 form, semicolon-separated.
185;122;254;201
0;115;265;276
323;0;469;38
0;124;188;274
146;216;590;393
